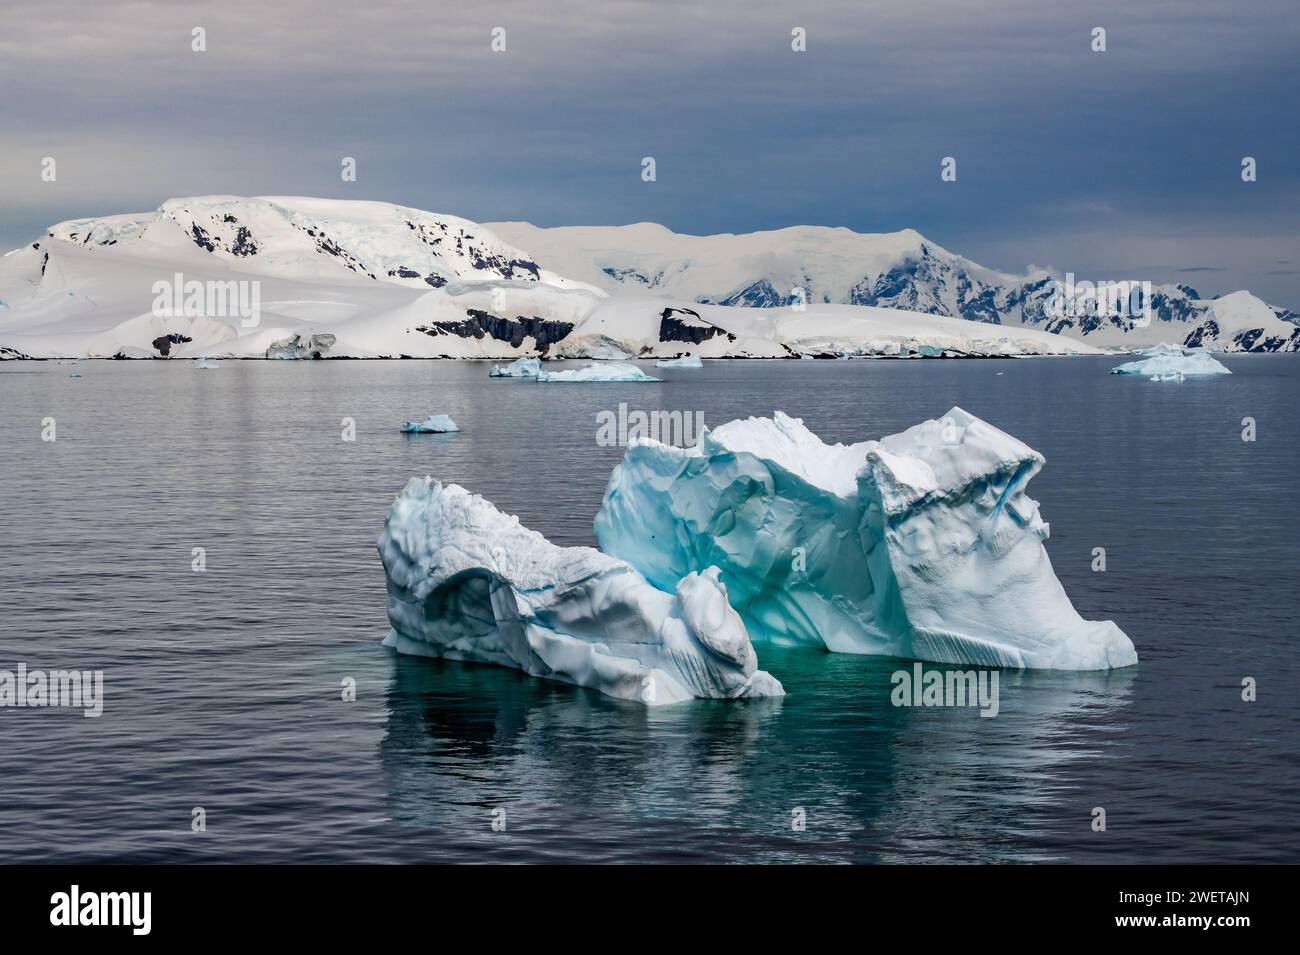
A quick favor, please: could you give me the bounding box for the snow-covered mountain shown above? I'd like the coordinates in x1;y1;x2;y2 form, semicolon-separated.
488;222;1300;353
0;196;1107;360
2;196;1289;359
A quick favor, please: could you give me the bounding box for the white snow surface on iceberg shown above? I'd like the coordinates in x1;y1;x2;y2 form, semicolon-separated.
378;478;783;704
1110;343;1231;377
537;361;659;382
489;356;541;378
594;408;1136;670
400;415;460;433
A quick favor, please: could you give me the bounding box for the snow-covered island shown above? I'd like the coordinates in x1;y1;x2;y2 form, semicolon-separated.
4;195;1294;361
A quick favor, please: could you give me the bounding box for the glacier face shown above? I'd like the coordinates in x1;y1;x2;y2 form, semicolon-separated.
1110;344;1231;377
377;478;783;704
594;408;1136;671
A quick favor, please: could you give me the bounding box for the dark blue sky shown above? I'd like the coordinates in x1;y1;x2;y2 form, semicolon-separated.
3;0;1297;303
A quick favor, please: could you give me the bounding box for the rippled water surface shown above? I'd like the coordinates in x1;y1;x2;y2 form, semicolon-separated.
1;356;1296;862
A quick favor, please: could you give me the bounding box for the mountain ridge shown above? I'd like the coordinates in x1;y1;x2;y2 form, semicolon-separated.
2;196;1294;359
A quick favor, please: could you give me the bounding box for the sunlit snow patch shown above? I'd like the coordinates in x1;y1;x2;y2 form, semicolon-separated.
595;408;1136;671
377;478;783;704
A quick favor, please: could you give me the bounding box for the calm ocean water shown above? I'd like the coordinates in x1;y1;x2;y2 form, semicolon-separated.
0;355;1296;863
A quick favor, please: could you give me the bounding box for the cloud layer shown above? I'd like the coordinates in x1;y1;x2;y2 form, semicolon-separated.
2;0;1297;302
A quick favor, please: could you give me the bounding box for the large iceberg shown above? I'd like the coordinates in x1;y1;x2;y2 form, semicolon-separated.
378;478;783;704
537;362;659;383
489;356;541;378
1110;343;1231;377
594;408;1136;671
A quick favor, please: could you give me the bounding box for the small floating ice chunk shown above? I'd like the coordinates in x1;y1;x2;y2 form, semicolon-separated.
489;356;541;378
400;415;460;433
537;362;659;383
655;355;703;368
377;478;783;704
194;359;220;369
1110;343;1230;377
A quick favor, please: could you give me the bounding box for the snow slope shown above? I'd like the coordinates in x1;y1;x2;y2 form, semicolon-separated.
489;221;1300;353
0;196;1104;359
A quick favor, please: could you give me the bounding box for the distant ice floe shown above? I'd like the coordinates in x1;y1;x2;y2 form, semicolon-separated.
537;361;659;383
377;478;783;704
655;354;703;368
488;356;541;378
194;359;219;369
1110;343;1231;377
400;415;460;433
595;407;1137;671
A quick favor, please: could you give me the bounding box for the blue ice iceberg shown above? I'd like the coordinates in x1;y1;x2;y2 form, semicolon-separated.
655;355;703;368
489;356;541;378
594;408;1136;671
1110;344;1230;377
400;415;460;433
377;478;783;704
537;362;659;383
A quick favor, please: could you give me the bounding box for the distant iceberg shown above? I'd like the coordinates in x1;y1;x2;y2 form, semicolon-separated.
1110;344;1230;377
400;415;460;433
489;356;541;378
595;408;1136;671
377;478;783;704
655;355;703;368
537;362;659;383
194;359;219;369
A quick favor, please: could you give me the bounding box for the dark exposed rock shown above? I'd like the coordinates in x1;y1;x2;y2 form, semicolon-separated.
190;223;216;252
658;307;736;345
1183;320;1219;349
416;309;574;350
151;333;193;356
